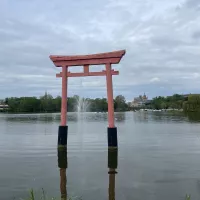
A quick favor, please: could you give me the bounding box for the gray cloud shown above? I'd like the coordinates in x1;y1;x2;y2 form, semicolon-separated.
185;0;200;8
192;31;200;39
0;0;200;100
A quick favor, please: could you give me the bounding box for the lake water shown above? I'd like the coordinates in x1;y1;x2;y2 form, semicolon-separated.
0;111;200;200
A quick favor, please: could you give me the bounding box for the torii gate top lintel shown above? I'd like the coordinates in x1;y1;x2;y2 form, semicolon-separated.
49;50;126;67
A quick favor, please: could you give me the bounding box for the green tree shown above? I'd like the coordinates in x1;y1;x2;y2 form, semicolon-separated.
53;96;61;112
7;97;22;112
183;94;200;112
40;93;54;112
4;93;130;113
18;97;40;112
68;96;78;112
114;95;127;111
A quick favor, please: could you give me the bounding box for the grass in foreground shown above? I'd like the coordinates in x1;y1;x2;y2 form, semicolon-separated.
21;189;192;200
185;195;191;200
21;189;81;200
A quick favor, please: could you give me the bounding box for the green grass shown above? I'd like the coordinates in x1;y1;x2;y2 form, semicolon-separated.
185;194;191;200
20;189;81;200
20;189;193;200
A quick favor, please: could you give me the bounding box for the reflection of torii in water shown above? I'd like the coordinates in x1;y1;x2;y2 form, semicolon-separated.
108;149;118;200
57;147;118;200
57;147;67;200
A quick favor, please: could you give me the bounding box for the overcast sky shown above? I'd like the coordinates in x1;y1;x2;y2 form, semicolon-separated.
0;0;200;101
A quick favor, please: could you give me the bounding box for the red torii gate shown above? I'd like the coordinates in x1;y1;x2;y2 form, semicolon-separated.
50;50;126;148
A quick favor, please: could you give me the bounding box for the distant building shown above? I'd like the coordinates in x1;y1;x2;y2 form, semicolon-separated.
0;103;9;111
131;93;148;107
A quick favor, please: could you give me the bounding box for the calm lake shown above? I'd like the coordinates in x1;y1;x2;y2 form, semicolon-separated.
0;111;200;200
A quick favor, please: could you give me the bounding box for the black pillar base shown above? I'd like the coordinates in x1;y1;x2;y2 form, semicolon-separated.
107;127;118;148
58;126;68;146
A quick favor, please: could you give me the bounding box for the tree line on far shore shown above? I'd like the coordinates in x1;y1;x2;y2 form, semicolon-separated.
2;93;129;113
1;93;200;113
144;94;200;113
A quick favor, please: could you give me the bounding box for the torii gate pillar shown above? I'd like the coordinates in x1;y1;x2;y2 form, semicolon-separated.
50;50;126;148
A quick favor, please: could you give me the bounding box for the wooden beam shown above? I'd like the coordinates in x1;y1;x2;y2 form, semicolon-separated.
56;70;119;78
53;57;121;67
50;50;125;62
84;65;89;74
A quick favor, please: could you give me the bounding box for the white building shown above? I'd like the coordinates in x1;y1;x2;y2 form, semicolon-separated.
131;93;148;107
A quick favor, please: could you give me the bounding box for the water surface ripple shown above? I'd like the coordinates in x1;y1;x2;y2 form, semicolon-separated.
0;111;200;200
